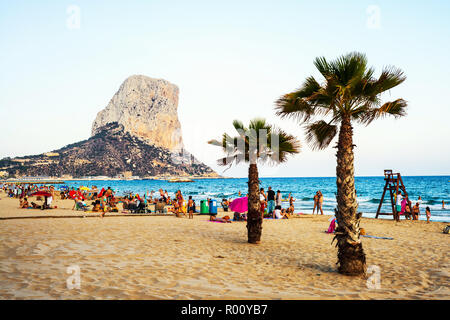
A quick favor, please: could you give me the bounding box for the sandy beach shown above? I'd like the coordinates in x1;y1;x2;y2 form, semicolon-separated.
0;194;448;300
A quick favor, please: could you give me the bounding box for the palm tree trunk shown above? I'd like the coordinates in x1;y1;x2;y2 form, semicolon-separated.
334;116;366;275
247;163;262;243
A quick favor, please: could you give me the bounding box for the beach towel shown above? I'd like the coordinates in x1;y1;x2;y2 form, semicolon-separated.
400;198;407;214
361;235;394;240
326;218;336;234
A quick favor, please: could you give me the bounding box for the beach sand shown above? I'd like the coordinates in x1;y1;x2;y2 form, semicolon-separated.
0;194;448;299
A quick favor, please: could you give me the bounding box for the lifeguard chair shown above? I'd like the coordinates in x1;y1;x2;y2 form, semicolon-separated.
375;170;411;221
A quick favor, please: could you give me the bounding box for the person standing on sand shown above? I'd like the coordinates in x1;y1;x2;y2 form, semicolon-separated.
412;202;420;220
396;191;403;215
259;188;267;217
318;191;324;215
276;190;282;207
313;192;319;214
267;187;275;215
188;196;194;219
288;194;295;214
425;206;431;223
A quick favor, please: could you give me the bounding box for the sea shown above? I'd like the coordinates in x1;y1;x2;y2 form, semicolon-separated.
62;176;450;223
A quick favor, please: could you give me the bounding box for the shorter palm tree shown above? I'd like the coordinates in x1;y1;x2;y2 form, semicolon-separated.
208;118;300;243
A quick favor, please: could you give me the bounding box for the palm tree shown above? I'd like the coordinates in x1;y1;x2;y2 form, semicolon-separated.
208;118;300;244
275;52;407;275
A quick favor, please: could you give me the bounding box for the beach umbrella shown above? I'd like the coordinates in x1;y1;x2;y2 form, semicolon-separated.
229;196;248;213
69;190;77;199
31;191;52;197
80;186;90;191
98;188;106;197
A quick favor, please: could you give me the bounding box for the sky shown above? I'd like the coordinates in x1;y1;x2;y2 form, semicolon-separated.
1;0;449;177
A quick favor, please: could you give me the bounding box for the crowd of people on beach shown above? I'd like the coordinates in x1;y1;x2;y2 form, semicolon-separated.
0;182;444;224
395;191;433;223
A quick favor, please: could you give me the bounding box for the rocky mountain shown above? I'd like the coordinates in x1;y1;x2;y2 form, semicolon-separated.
92;75;183;151
0;123;216;178
0;75;218;178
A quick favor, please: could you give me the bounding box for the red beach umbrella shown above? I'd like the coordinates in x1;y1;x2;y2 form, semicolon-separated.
32;191;52;197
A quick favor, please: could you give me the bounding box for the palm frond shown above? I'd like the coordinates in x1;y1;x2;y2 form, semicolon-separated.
305;120;338;150
359;98;408;125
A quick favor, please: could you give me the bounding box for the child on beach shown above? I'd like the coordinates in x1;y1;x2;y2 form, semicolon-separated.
425;206;431;223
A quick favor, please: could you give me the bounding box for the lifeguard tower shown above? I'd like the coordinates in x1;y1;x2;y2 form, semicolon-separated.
375;170;411;221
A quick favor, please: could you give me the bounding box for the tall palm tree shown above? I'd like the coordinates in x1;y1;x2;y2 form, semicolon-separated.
208;118;300;244
275;52;407;275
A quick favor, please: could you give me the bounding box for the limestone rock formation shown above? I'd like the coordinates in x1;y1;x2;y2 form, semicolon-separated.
0;123;217;178
0;75;218;178
92;75;183;151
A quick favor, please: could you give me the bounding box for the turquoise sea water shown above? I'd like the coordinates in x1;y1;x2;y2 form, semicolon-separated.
63;176;450;223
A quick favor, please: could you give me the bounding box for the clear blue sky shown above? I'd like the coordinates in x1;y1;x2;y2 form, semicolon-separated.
1;0;449;177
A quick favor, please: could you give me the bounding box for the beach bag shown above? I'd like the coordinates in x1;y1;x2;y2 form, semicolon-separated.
443;226;450;234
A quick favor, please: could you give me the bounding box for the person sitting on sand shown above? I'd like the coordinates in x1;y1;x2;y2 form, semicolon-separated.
155;198;166;213
30;202;41;209
20;197;30;208
210;215;232;223
221;198;229;212
109;198;119;212
274;207;283;219
92;200;101;212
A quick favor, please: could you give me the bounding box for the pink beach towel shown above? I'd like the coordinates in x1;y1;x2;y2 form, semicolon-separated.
400;199;407;215
326;218;336;234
